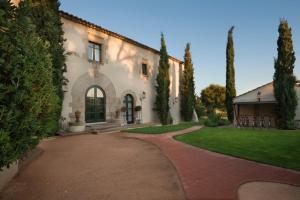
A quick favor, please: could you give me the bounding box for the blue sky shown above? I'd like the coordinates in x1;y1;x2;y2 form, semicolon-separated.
60;0;300;95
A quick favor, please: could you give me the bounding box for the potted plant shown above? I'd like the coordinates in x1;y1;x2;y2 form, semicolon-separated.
69;110;85;133
75;110;81;123
121;106;127;112
134;105;142;112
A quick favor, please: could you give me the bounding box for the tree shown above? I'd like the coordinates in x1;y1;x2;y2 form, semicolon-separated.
225;26;236;122
0;0;58;168
273;20;297;129
155;33;171;125
195;97;206;118
27;0;66;134
180;43;196;121
201;84;226;113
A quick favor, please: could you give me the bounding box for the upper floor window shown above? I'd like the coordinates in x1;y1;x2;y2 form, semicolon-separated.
88;41;101;62
142;63;148;76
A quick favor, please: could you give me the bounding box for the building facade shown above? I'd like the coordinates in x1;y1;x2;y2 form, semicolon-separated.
60;11;184;128
233;82;300;128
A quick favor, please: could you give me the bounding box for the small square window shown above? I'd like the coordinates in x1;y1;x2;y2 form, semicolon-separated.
88;42;101;62
142;63;148;76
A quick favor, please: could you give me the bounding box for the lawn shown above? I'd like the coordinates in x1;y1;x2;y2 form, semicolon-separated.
175;127;300;171
123;122;198;134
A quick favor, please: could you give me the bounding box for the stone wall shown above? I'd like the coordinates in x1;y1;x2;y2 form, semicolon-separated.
60;17;183;127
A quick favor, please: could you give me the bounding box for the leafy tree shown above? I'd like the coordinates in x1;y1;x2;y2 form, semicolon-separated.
27;0;66;133
155;33;171;125
0;0;58;168
201;84;226;113
180;43;196;121
225;26;236;122
273;20;297;129
195;97;206;118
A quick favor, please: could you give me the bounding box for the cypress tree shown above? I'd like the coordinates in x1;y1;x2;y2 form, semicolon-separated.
155;33;171;125
27;0;66;134
0;0;58;168
273;20;297;129
180;43;196;121
225;26;236;122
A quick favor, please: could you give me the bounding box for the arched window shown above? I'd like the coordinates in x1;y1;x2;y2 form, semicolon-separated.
85;86;105;123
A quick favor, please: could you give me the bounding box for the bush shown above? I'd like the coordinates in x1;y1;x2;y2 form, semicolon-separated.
204;112;230;127
195;101;206;118
0;1;59;168
28;0;67;134
134;106;142;112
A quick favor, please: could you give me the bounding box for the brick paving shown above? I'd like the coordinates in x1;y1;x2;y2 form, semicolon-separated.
126;126;300;200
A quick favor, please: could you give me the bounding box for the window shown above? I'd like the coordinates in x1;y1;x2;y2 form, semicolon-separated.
88;42;101;62
86;86;105;122
142;63;148;76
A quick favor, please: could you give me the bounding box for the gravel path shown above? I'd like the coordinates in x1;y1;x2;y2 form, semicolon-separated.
0;133;185;200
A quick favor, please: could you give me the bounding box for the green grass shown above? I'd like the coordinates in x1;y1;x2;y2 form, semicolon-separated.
123;122;199;134
175;127;300;171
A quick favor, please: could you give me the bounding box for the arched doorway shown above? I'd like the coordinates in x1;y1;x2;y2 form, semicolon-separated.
123;94;134;124
85;86;105;123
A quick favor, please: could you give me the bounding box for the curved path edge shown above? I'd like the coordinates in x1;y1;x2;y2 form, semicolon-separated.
125;126;300;200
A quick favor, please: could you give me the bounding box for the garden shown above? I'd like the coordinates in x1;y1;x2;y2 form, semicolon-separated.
175;127;300;171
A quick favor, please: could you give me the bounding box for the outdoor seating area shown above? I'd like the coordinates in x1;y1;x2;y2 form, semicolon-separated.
237;115;275;128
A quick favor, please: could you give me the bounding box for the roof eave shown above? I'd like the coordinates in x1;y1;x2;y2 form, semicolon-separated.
233;101;277;105
59;10;183;64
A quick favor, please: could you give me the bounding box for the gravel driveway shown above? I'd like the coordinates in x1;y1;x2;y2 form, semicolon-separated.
0;133;185;200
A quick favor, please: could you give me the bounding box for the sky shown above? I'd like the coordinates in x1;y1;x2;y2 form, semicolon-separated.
60;0;300;96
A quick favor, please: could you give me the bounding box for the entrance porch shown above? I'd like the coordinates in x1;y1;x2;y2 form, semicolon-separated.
233;103;277;128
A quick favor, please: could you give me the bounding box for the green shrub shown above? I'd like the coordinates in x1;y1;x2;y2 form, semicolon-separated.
28;0;67;134
0;1;59;168
134;106;142;112
0;131;14;168
195;101;206;118
204;113;230;127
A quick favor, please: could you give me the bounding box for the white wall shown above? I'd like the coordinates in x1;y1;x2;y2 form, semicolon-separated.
294;85;300;122
234;82;300;127
233;82;276;104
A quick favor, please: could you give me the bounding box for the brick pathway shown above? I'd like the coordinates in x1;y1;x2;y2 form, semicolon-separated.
126;126;300;200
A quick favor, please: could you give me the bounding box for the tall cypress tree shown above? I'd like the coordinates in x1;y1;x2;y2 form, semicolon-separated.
27;0;66;133
180;43;196;121
273;20;297;129
225;26;236;122
155;33;171;125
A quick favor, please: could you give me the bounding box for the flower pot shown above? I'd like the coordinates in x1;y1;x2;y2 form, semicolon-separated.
75;110;81;123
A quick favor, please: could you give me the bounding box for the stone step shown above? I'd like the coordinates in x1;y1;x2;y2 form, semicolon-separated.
87;123;120;130
87;122;122;134
89;126;122;134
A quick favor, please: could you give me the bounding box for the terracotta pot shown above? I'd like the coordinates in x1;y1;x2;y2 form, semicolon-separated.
120;106;127;112
75;110;81;123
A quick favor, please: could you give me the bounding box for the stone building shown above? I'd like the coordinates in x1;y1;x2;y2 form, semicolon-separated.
60;11;185;128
